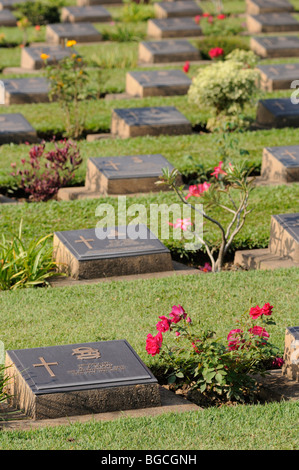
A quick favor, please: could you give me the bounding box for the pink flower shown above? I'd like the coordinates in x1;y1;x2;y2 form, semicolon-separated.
272;357;284;368
169;304;186;323
208;47;224;59
168;218;192;231
227;329;244;351
194;15;201;24
185;182;211;199
183;61;190;73
156;315;171;333
260;302;273;316
192;340;201;353
249;326;270;342
10;162;16;168
175;331;180;337
146;332;163;356
199;262;212;272
217;14;226;19
211;161;227;178
186;316;192;323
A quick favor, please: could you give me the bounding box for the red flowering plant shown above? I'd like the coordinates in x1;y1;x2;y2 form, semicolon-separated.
11;138;82;202
146;303;282;404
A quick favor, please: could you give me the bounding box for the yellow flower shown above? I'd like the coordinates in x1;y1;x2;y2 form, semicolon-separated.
40;53;50;60
66;40;77;47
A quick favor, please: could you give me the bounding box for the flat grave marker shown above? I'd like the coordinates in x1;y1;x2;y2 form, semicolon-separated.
2;77;50;105
147;17;202;39
250;36;299;58
53;224;173;279
126;70;192;97
257;63;299;91
246;0;295;14
5;340;161;419
46;22;102;45
256;98;299;128
0;9;16;25
154;1;202;19
85;154;182;194
247;13;299;33
61;5;112;23
21;45;77;70
0;0;26;9
139;39;201;63
234;212;299;269
111;106;192;138
261;145;299;182
0;113;37;144
282;327;299;382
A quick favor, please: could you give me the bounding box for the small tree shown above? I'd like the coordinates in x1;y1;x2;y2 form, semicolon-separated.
156;159;255;272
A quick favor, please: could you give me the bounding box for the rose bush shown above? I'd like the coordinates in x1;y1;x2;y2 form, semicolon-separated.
146;302;283;404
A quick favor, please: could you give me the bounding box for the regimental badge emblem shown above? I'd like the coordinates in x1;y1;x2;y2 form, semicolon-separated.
72;346;101;360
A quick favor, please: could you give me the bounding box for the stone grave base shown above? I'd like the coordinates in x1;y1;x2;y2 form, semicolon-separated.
246;0;294;15
5;353;161;420
49;260;202;288
234;247;299;270
0;386;200;429
246;14;299;34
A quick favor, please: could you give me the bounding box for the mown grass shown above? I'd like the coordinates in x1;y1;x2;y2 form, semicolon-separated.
0;268;298;450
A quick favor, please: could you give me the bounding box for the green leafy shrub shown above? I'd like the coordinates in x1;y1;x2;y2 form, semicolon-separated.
15;0;62;25
0;222;59;291
188;53;259;131
121;0;155;22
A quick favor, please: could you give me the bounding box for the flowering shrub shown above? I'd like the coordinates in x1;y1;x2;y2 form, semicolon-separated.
146;303;283;404
209;47;224;59
157;158;254;272
11;138;82;202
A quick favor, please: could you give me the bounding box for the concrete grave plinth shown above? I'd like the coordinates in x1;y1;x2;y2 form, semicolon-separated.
247;13;299;33
256;98;299;128
154;1;202;19
139;39;201;63
111;106;192;138
261;146;299;182
0;0;26;10
282;327;299;382
0;9;16;25
257;63;299;91
2;78;50;105
0;114;37;145
61;6;112;23
46;22;102;45
246;0;295;14
250;36;299;58
21;45;77;70
126;70;192;97
147;17;202;39
53;225;173;280
5;340;161;420
234;213;299;270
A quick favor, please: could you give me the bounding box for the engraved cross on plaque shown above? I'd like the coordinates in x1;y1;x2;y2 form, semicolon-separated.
274;101;285;110
75;235;95;249
105;160;120;171
33;357;58;377
282;150;297;160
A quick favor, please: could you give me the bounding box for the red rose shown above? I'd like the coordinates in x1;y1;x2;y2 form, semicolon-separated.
249;326;270;342
156;315;171;333
217;14;226;19
208;47;224;59
183;61;190;73
249;305;262;320
146;332;163;356
227;329;244;351
260;302;273;316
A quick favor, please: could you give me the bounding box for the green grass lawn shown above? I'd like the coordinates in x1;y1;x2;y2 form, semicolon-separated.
0;268;298;449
